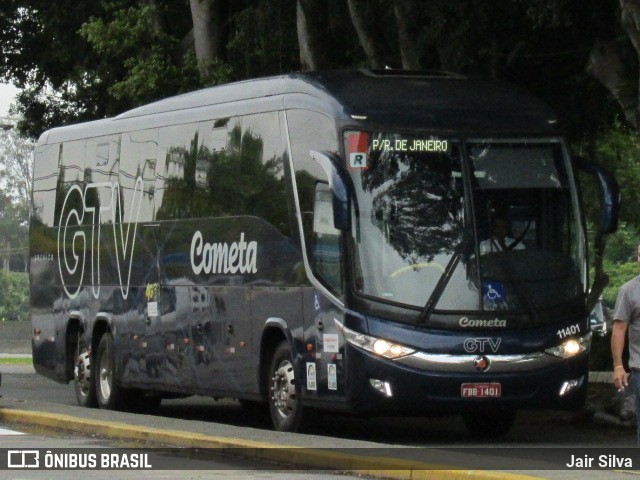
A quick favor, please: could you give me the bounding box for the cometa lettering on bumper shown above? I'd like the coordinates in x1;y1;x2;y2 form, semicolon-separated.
190;231;258;275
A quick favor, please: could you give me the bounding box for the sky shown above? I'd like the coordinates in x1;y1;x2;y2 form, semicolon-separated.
0;83;19;116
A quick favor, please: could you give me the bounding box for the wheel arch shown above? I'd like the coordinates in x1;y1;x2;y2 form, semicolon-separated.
64;312;113;382
64;312;84;382
259;318;295;399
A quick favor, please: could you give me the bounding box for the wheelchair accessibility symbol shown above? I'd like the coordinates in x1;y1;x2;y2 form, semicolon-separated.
482;282;505;305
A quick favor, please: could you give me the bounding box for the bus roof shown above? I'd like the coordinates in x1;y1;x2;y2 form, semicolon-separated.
37;69;559;145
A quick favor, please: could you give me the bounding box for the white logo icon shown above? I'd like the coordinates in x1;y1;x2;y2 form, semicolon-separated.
57;178;143;300
8;450;39;468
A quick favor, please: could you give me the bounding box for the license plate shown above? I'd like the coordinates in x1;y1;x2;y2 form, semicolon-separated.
461;383;502;398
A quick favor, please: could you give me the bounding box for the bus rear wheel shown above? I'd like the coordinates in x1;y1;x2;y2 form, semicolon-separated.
462;410;516;438
268;341;303;432
74;332;97;408
94;332;126;410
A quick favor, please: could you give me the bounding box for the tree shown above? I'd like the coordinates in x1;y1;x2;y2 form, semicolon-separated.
0;129;33;271
0;129;33;206
189;0;225;79
588;1;640;130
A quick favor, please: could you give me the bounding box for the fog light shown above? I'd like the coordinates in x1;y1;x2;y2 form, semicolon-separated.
559;376;584;397
369;378;393;397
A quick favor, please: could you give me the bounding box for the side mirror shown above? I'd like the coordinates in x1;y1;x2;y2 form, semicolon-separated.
310;150;353;231
588;298;608;338
574;156;620;234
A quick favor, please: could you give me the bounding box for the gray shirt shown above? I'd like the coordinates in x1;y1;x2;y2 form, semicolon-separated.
614;275;640;369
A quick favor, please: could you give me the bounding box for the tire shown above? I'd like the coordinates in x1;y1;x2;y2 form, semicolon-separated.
74;332;97;408
462;410;516;439
94;332;126;410
268;341;304;432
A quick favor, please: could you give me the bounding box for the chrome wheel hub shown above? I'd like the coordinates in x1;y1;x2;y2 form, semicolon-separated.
99;349;111;400
270;360;296;417
74;350;91;396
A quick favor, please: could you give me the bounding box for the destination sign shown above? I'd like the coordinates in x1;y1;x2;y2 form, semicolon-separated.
372;138;449;153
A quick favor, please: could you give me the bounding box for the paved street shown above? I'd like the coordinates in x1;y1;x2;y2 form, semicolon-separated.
0;367;638;479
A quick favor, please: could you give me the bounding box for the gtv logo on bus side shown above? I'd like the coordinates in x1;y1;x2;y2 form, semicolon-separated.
463;338;502;354
57;178;143;300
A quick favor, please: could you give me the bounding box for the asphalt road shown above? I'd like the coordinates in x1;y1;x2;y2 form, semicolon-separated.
1;367;640;480
1;367;634;447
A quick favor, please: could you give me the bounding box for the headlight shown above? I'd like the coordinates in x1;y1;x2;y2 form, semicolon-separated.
545;332;592;358
343;326;415;359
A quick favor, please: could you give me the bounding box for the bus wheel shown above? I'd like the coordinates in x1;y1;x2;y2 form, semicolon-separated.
268;341;303;432
462;410;516;438
74;333;97;408
95;332;124;410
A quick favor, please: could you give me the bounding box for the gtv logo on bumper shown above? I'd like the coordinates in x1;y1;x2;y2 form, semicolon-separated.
463;338;501;354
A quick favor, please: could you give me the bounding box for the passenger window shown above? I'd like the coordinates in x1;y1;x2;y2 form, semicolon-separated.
85;135;120;224
239;112;290;236
156;122;202;220
120;130;157;223
54;140;86;227
32;143;60;227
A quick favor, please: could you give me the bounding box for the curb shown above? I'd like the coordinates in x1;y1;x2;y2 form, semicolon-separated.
589;372;612;383
0;408;543;480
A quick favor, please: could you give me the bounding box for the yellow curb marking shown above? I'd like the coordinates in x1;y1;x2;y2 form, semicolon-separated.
0;408;543;480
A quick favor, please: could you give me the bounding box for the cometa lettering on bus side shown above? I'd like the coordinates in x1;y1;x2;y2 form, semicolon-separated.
190;231;258;275
459;317;507;328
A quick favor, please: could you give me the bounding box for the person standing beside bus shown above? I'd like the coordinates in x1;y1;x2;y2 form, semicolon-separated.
611;243;640;443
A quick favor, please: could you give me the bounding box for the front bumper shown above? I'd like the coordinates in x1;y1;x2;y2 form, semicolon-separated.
343;344;589;414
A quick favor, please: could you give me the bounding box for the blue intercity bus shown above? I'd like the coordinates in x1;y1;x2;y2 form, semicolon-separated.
29;70;618;436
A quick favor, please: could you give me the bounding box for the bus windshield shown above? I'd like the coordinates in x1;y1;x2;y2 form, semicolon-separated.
346;132;585;322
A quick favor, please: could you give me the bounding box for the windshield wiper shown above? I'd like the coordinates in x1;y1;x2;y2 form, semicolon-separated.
417;233;471;324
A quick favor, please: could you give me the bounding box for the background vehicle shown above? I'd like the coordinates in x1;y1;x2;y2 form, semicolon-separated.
30;70;618;436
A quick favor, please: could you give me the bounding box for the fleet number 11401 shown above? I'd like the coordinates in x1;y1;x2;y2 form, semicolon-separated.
557;324;580;339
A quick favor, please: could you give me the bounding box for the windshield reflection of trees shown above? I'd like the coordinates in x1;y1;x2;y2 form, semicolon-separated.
359;148;463;265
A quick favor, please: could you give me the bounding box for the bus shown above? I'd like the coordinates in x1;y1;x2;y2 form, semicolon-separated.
30;70;619;437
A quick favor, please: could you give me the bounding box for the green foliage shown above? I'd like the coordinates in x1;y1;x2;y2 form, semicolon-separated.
601;259;637;308
580;124;640;227
576;125;640;301
79;3;206;106
0;270;28;322
227;1;299;79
